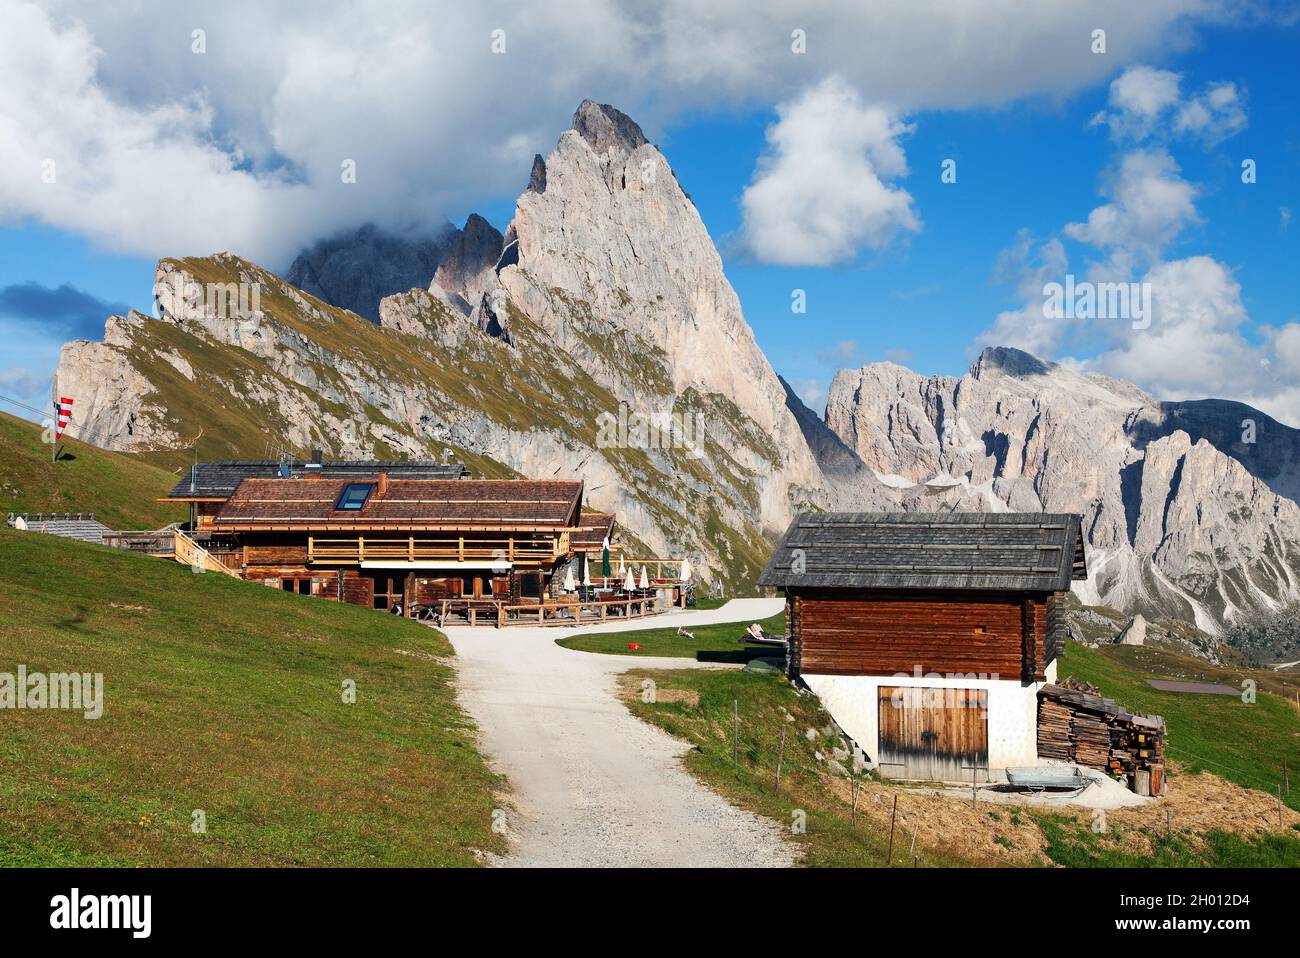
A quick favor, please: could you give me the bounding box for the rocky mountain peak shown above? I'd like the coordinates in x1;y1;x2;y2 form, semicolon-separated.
570;99;649;159
432;213;503;308
285;222;453;322
971;345;1058;379
823;344;1300;634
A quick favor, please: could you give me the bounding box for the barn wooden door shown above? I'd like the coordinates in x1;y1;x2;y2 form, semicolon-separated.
878;686;989;782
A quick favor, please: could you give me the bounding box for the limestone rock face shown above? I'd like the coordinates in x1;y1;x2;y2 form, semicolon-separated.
823;346;1300;632
1116;615;1147;646
53;311;181;452
432;213;503;307
494;99;825;532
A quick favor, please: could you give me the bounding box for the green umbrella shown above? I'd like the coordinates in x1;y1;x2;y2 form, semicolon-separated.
601;536;611;579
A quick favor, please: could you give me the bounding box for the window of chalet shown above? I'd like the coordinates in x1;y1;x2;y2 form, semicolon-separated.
334;482;374;511
520;573;542;599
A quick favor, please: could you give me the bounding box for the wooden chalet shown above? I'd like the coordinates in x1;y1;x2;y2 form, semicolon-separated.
758;512;1087;782
181;468;585;616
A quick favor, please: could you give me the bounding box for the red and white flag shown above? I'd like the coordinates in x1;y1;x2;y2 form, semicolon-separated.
55;397;73;439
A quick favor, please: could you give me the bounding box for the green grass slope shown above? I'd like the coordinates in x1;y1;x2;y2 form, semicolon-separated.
0;527;503;866
0;410;183;530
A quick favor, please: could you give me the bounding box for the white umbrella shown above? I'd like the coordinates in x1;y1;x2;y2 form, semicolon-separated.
562;566;576;592
13;516;27;531
617;554;625;575
679;557;691;581
639;566;649;590
581;561;592;588
623;568;636;591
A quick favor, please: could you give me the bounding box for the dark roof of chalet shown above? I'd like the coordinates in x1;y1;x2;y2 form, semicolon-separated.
757;512;1087;593
571;513;616;550
163;460;466;500
211;478;583;531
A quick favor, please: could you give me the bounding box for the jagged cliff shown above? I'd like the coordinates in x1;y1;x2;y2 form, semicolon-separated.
823;346;1300;633
53;103;840;587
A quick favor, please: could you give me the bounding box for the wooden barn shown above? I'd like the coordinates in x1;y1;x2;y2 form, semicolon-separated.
193;472;584;617
757;512;1087;782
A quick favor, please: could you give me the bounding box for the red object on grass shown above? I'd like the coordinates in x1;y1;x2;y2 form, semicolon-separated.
627;643;641;651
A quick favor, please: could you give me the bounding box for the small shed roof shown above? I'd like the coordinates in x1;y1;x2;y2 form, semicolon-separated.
8;513;115;543
757;511;1087;593
164;460;466;500
212;478;582;532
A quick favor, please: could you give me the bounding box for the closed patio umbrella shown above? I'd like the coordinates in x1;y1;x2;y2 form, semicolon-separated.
582;558;592;588
601;537;611;580
679;557;691;581
623;568;635;591
639;566;649;590
562;565;576;592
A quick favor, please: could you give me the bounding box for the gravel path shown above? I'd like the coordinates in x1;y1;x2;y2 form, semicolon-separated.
441;599;796;867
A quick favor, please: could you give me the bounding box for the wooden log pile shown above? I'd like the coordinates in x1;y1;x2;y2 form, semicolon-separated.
1037;676;1166;795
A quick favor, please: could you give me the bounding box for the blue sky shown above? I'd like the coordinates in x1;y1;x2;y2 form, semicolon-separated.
2;1;1298;424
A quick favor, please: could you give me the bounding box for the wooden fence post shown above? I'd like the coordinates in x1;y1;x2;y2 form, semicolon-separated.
886;795;899;865
773;727;786;794
732;699;738;767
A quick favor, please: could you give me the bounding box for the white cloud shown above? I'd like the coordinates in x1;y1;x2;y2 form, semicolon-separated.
795;378;826;409
1079;257;1251;393
0;0;1240;266
737;77;919;266
974;62;1300;425
1064;149;1198;273
1093;65;1247;145
976;234;1070;356
1098;66;1183;136
816;339;866;367
1172;81;1247;143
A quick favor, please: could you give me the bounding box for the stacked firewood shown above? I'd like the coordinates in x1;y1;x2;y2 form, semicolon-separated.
1037;677;1166;795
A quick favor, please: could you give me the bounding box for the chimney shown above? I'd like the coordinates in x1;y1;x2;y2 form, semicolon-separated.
376;472;388;498
311;448;323;464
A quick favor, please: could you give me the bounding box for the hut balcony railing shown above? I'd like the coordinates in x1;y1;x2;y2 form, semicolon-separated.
309;532;569;566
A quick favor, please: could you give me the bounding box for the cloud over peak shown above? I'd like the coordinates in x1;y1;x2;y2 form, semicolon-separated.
737;77;919;266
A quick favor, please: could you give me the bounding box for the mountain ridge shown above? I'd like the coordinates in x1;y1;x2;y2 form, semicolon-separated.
50;102;1300;633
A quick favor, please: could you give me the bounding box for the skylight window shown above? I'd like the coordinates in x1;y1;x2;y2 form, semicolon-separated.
335;482;373;511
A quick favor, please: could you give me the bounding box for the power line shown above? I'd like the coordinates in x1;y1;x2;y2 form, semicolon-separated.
0;392;139;451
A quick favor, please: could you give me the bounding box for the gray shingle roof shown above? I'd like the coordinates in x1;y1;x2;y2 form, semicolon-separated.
757;512;1087;592
164;460;466;499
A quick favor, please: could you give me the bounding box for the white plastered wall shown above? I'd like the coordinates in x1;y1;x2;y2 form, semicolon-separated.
803;660;1056;775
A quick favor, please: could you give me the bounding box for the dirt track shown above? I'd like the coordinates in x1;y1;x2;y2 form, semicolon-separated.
441;599;796;867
